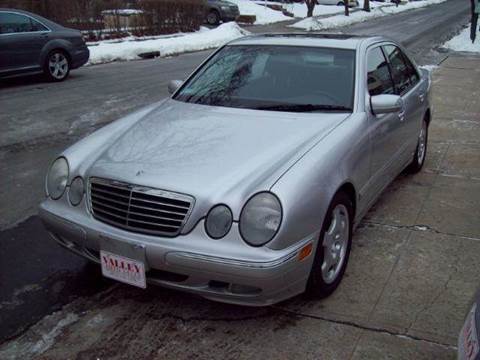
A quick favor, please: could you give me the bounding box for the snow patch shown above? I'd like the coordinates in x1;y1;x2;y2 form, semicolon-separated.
88;22;249;65
291;0;448;30
0;313;79;360
228;0;291;24
30;313;79;354
444;27;480;53
420;64;439;72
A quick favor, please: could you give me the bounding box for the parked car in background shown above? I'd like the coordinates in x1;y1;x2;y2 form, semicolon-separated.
317;0;359;6
458;287;480;360
0;8;89;81
206;0;240;25
40;34;432;306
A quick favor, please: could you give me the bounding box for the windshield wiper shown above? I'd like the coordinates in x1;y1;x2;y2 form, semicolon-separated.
254;104;352;113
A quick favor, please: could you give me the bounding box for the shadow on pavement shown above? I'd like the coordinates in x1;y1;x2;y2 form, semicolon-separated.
0;216;111;343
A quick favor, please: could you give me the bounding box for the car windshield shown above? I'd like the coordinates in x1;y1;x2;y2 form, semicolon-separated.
174;45;355;112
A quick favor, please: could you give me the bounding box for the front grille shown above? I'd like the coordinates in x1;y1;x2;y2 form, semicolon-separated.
88;178;194;237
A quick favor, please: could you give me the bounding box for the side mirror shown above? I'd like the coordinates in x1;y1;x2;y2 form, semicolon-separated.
168;80;183;95
370;94;403;115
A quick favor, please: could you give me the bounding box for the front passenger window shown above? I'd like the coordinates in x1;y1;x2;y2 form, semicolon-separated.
367;47;395;96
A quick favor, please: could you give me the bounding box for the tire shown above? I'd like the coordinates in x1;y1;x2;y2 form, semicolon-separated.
306;191;353;299
207;10;220;26
337;2;345;5
44;50;70;82
406;117;428;174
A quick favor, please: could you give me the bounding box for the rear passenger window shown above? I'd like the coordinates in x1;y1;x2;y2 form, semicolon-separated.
383;45;419;95
0;12;47;34
367;47;395;96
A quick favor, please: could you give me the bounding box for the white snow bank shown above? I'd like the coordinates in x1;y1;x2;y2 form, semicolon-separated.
291;0;448;30
420;64;439;72
228;0;291;24
87;22;249;65
444;27;480;53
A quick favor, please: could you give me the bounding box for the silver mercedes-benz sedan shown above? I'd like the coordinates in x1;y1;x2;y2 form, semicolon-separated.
39;34;432;306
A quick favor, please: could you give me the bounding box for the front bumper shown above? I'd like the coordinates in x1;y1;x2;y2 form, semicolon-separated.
39;198;316;306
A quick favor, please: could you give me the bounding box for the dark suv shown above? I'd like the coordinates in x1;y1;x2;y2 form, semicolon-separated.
0;9;89;81
206;0;240;25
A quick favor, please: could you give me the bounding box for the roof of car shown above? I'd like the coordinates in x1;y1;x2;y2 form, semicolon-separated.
228;33;385;50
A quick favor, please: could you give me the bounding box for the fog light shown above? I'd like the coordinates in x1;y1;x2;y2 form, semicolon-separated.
229;284;261;295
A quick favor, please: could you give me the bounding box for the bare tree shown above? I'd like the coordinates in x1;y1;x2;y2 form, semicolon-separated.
363;0;370;12
305;0;316;17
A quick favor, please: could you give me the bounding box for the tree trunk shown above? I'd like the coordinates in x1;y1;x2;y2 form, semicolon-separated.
306;0;316;17
363;0;370;12
344;1;349;16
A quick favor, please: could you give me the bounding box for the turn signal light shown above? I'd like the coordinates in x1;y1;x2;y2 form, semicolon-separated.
298;243;313;261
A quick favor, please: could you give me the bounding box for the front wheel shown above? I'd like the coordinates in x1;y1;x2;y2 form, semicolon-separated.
206;10;220;25
44;50;70;82
406;118;428;173
306;191;353;298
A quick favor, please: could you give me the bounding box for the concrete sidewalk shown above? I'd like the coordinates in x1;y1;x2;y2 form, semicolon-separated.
1;55;479;360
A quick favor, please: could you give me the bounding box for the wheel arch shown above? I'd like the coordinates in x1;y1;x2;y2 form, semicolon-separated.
336;182;357;219
40;39;72;66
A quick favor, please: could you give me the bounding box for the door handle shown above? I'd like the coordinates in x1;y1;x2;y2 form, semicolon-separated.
419;94;425;103
398;111;406;122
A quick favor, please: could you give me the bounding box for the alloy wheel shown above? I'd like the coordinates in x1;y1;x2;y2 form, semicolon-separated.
48;53;69;80
417;121;427;165
321;204;350;284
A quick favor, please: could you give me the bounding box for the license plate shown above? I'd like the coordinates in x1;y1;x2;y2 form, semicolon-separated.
460;303;479;360
100;250;146;289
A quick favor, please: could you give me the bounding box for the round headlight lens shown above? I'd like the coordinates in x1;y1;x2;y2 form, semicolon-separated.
240;192;282;246
46;157;69;200
205;205;233;239
69;177;84;206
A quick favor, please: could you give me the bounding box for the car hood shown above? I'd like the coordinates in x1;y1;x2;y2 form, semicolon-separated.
87;99;349;226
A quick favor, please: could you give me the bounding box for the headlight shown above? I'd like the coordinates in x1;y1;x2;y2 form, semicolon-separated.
46;157;69;200
239;192;282;246
205;205;233;239
221;5;229;10
69;177;84;206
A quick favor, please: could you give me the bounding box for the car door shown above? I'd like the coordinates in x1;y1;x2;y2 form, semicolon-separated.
0;11;50;73
382;45;424;167
364;45;406;202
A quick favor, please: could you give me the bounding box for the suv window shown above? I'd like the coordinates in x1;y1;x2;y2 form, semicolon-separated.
383;45;419;95
367;47;395;96
0;12;48;34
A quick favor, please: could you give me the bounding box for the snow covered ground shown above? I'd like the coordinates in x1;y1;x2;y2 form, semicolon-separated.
291;0;448;30
228;0;291;24
87;23;249;65
444;27;480;53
